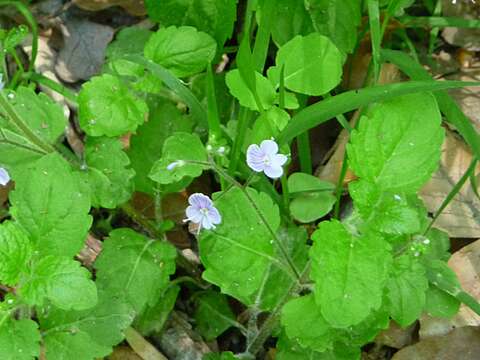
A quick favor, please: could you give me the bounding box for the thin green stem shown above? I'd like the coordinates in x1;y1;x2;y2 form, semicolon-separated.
280;173;290;214
367;0;381;83
228;106;251;176
206;64;222;142
252;0;275;72
25;72;78;104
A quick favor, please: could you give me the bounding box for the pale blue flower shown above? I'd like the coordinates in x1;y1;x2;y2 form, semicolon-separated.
246;139;287;179
0;74;4;91
184;193;221;232
0;167;10;186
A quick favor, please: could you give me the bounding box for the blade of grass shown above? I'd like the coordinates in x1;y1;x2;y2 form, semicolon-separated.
381;49;480;161
278;79;480;145
401;16;480;28
367;0;381;83
252;0;275;72
125;55;207;128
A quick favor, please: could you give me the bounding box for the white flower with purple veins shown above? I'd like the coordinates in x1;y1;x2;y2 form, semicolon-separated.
184;193;221;233
0;167;10;186
246;139;288;179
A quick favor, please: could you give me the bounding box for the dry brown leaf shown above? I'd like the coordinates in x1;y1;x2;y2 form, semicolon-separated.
55;17;114;83
420;239;480;339
73;0;146;16
419;130;480;238
376;321;416;349
444;63;480;133
109;346;143;360
392;327;480;360
442;0;480;51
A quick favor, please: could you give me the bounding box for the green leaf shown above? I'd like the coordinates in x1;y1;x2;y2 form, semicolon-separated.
203;352;237;360
0;221;32;285
386;0;415;16
424;285;460;318
225;69;276;111
106;27;153;60
78;74;148;137
288;173;336;223
258;226;309;311
104;59;163;94
276;333;361;360
0;319;40;360
40;290;134;360
385;255;428;326
424;260;462;296
251;107;290;145
19;256;97;311
270;0;314;47
134;285;180;335
145;0;237;47
94;228;177;312
2;87;67;144
82;137;135;208
349;180;424;235
10;153;92;257
274;34;343;96
144;26;216;78
422;228;451;262
305;0;362;54
195;291;237;341
128;100;194;194
0;128;44;170
281;294;334;352
199;187;279;304
347;93;444;193
309;220;392;327
149;132;207;185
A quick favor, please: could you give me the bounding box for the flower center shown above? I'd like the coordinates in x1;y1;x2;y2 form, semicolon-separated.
263;155;271;166
200;207;209;216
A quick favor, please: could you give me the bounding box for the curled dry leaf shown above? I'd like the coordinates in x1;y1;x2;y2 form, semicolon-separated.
55;17;114;83
444;62;480;133
419;130;480;238
420;239;480;339
442;0;480;51
392;327;480;360
73;0;146;16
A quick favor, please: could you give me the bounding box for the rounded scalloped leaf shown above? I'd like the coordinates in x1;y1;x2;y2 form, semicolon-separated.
78;74;148;137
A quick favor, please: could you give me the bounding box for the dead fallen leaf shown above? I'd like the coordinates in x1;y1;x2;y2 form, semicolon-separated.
73;0;146;16
76;233;102;268
444;63;480;133
22;36;71;119
392;327;480;360
108;346;142;360
420;239;480;339
55;17;114;83
376;321;416;349
442;0;480;51
419;130;480;238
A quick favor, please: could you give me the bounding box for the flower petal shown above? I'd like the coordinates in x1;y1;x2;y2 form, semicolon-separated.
208;206;222;225
0;168;10;186
246;144;266;172
188;193;212;208
260;139;279;156
272;153;288;167
185;205;203;223
264;164;283;179
201;215;215;230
